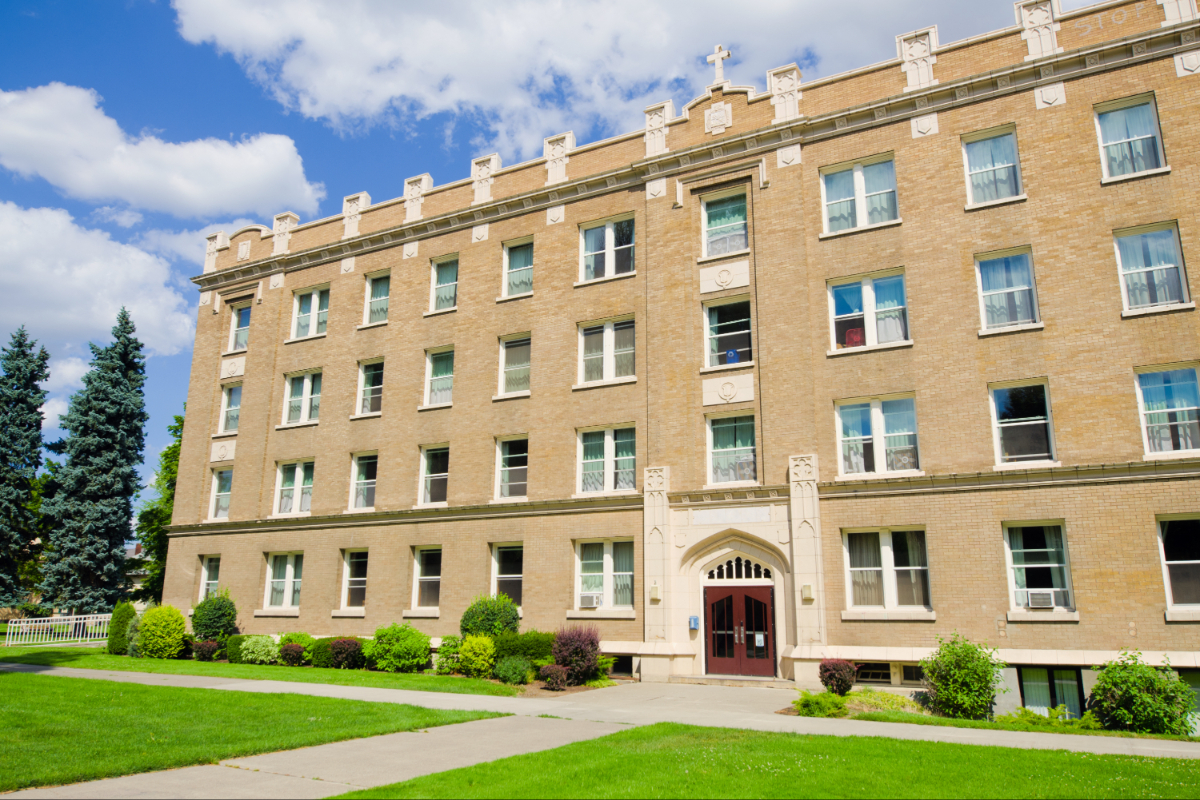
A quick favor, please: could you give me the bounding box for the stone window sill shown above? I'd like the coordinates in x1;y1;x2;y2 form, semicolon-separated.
221;349;248;358
211;431;238;439
571;490;640;499
496;291;533;304
572;376;636;391
574;271;636;288
357;321;388;331
402;608;440;619
994;461;1061;472
566;609;636;620
1101;166;1171;185
270;512;311;520
412;502;448;510
697;249;751;265
1165;608;1200;622
492;391;530;402
343;507;375;514
275;421;319;431
818;218;903;240
841;608;936;622
1006;609;1079;623
1122;301;1194;319
424;307;457;318
701;481;759;491
285;334;327;345
332;608;366;618
1143;449;1200;461
965;194;1028;212
490;496;527;505
254;608;300;618
835;470;924;482
349;412;383;420
979;322;1044;337
699;361;755;374
826;340;913;358
418;402;453;411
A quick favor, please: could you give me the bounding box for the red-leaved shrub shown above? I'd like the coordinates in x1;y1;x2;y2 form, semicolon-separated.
552;625;600;686
539;664;568;691
280;643;306;666
330;638;365;670
819;658;857;696
193;640;220;662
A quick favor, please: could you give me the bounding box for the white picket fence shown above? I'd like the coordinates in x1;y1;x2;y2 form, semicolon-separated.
4;613;112;647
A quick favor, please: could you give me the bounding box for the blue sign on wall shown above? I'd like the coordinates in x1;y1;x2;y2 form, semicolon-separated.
689;615;700;630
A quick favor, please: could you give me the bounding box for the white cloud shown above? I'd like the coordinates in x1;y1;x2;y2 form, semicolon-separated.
0;83;325;219
136;218;258;269
39;397;68;427
0;201;195;358
92;207;145;228
43;356;90;392
173;0;1040;160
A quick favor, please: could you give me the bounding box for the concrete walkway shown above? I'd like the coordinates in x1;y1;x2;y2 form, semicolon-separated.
4;661;1200;798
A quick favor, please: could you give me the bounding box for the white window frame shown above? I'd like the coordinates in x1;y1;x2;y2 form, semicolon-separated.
961;125;1024;208
1093;94;1168;183
1157;514;1200;610
702;296;754;368
834;394;922;479
700;187;749;259
705;412;758;488
576;316;635;385
219;383;242;434
281;370;322;426
210;469;232;521
429;255;459;313
199;555;221;601
1001;520;1075;612
263;551;304;609
273;460;314;517
574;539;636;609
1134;362;1200;459
417;443;450;507
819;153;899;236
228;302;251;353
988;378;1059;469
497;334;531;398
341;549;368;609
290;285;330;341
363;270;391;326
349;452;378;511
412;546;443;609
491;542;524;606
974;246;1042;334
1112;222;1191;315
826;268;911;352
840;528;932;610
423;347;454;407
494;436;529;501
578;214;636;282
501;237;534;298
575;426;638;496
356;359;384;416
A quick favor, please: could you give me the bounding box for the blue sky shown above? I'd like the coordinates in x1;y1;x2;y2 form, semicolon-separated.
0;0;1092;489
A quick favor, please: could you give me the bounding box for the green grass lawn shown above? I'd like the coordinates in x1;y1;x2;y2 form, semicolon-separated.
0;672;501;792
334;722;1200;799
0;645;520;696
853;710;1200;742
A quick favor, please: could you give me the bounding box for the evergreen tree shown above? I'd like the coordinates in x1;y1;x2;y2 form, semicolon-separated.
131;409;183;603
40;310;147;613
0;327;50;608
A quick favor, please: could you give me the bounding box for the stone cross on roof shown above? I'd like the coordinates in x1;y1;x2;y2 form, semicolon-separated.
707;44;731;84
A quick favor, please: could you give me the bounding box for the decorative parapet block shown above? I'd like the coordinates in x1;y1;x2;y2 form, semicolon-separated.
1159;0;1200;26
271;212;299;256
404;175;433;222
544;132;575;185
342;192;370;239
204;231;229;273
897;27;939;91
768;64;802;123
1034;81;1066;109
911;112;939;138
702;373;754;406
704;101;733;136
1016;1;1062;61
644;100;675;158
472;154;501;205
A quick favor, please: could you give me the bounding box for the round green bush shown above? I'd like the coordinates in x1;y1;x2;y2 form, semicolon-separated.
1087;651;1196;735
459;594;520;638
435;635;462;675
107;601;137;655
139;606;188;659
370;623;431;673
239;635;280;665
495;655;531;685
279;632;317;664
191;589;238;643
458;635;496;679
794;690;848;718
920;633;1006;720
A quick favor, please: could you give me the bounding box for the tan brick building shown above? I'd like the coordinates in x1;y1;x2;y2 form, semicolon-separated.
165;0;1200;712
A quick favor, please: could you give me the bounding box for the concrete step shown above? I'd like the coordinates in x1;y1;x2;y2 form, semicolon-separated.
668;674;797;690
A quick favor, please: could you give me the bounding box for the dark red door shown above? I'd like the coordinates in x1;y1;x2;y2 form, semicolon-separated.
704;585;775;677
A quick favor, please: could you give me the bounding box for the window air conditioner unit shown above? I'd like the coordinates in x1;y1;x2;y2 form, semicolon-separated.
1027;591;1055;609
579;594;603;609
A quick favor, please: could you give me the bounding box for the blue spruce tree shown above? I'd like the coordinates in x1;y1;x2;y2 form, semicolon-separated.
0;327;50;608
41;310;147;613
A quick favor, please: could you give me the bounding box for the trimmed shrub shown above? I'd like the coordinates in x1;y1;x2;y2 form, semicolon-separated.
279;632;317;664
311;637;334;669
370;623;432;673
553;625;600;686
125;615;142;658
819;658;857;696
459;594;520;638
539;664;568;691
493;630;555;663
794;690;848;718
239;635;280;665
329;638;365;670
107;601;137;655
139;606;188;660
434;635;462;675
1087;651;1196;735
495;655;532;685
193;640;221;662
920;633;1007;720
225;634;253;664
459;635;496;679
191;589;238;643
280;643;306;666
997;705;1102;731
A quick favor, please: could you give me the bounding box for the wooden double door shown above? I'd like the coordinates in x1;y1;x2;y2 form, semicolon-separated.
704;585;776;677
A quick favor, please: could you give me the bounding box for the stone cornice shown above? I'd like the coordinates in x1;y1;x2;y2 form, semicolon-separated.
193;19;1200;294
668;485;790;505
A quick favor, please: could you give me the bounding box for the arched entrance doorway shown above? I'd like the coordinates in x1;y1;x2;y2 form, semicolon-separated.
702;555;776;677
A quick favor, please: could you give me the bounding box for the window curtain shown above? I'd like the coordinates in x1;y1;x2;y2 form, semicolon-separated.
583;327;605;381
613;220;635;274
1118;230;1182;308
613;429;636;490
613;321;635;377
299;463;313;513
581;431;605;492
1054;670;1082;718
966;134;1018;202
507;244;533;294
308;374;321;420
1099;104;1160;176
369;277;389;323
706;195;747;255
580;543;604;593
873;275;908;343
583;227;607;280
430;352;454;404
840;403;872;473
863;160;898;224
893;531;929;606
270;555;288;606
848;532;883;606
1139;369;1199;452
1022;668;1053;716
712;416;755;482
882;398;918;471
980;255;1035;327
435;261;458;309
613;541;634;605
824;169;856;231
316;290;330;334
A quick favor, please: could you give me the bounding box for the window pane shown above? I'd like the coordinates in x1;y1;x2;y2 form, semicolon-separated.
224;386;241;431
295;294;311;337
833;283;866;348
435;260;458;309
418;578;440;608
498;546;523;576
966;134;1019;203
1140;370;1200;452
824;169;856;232
507;243;533;294
883;398;919;472
995;385;1052;462
979;254;1036;328
497;578;522;605
711;416;756;483
614;428;636;490
420;549;442;578
840;403;875;474
848;532;883;606
583;226;606;281
614;220;635;274
581;431;605;493
582;327;604;382
1118;229;1183;309
504;339;531;393
501;440;528;496
361;363;384;413
580;542;604;594
425;448;449;503
1099;104;1161;177
863;160;898;224
309;374;321;420
706;195;748;255
614;540;634;606
430;352;455;405
1022;668;1053;716
708;302;752;366
1010;526;1070;608
1164;520;1200;605
873;275;908;343
613;321;635;377
369;276;390;323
